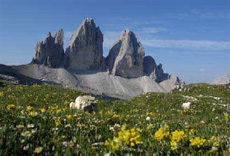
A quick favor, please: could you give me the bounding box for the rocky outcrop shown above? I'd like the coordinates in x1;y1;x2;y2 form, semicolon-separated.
64;18;104;70
160;74;184;91
212;73;230;85
32;29;64;68
106;29;145;78
155;64;169;83
143;56;157;79
143;56;169;83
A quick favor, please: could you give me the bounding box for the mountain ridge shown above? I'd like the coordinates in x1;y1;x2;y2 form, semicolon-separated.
0;18;184;100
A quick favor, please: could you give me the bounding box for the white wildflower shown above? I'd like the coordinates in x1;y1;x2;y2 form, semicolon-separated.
146;116;151;121
182;102;191;109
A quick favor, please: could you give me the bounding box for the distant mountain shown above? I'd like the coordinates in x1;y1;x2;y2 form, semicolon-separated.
0;18;184;100
212;73;230;85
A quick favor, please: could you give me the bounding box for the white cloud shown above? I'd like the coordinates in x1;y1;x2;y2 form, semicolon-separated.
103;27;167;48
190;9;230;20
199;68;206;72
140;38;230;51
140;27;167;34
69;27;230;51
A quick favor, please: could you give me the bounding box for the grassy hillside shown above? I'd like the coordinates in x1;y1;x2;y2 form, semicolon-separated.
0;80;230;155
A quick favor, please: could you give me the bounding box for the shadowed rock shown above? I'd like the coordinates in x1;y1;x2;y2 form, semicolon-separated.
106;29;145;78
143;56;157;79
155;64;169;83
143;56;170;83
32;29;64;68
64;18;104;70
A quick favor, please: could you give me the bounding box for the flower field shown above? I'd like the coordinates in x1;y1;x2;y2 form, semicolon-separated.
0;80;230;155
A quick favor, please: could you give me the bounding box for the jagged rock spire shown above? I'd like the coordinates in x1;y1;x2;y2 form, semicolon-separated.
64;18;104;70
106;29;145;78
32;29;64;68
143;56;169;83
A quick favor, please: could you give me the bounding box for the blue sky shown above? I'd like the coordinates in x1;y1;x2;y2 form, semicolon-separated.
0;0;230;83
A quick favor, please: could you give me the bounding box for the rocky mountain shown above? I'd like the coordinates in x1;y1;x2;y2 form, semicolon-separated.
0;18;184;100
31;29;64;68
106;29;144;78
64;18;104;70
212;73;230;85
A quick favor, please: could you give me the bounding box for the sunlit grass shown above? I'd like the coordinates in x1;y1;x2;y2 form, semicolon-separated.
0;80;230;155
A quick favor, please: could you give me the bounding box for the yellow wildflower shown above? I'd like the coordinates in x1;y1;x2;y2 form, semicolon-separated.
27;124;34;128
39;108;46;113
26;106;33;111
56;109;62;113
21;131;32;137
148;112;155;116
105;124;141;150
171;130;186;142
55;117;61;126
16;124;24;129
189;129;195;135
105;137;121;150
154;124;170;141
29;111;38;117
67;141;75;148
66;114;73;121
147;124;153;130
170;140;178;150
224;113;229;122
111;139;121;150
34;147;43;153
0;91;3;97
60;135;66;140
190;137;206;148
6;104;16;110
112;114;120;119
104;139;111;146
65;124;71;128
208;136;220;147
209;146;218;153
99;110;103;115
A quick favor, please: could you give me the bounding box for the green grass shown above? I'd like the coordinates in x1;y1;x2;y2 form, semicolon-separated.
0;80;230;155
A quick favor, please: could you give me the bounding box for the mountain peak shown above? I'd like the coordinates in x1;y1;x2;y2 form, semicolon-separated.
106;30;145;78
64;18;104;70
32;29;64;68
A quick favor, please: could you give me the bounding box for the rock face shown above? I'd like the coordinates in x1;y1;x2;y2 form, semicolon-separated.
143;56;169;83
106;29;145;78
143;56;157;79
32;29;64;68
212;73;230;85
155;64;169;83
64;18;104;70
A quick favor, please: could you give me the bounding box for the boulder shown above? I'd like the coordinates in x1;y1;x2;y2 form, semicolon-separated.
32;29;64;68
69;95;97;112
64;18;104;70
106;29;145;78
